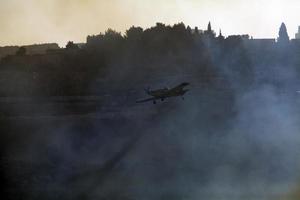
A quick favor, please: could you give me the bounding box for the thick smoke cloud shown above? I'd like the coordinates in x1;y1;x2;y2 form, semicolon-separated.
1;23;300;200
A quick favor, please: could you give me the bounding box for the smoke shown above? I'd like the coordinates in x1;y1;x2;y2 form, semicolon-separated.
2;29;300;200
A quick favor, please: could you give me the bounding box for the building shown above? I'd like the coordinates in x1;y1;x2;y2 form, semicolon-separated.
248;38;276;50
203;22;216;38
191;27;203;34
0;43;60;60
295;26;300;39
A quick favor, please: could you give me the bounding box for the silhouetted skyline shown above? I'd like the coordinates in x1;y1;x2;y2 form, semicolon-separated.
0;0;300;46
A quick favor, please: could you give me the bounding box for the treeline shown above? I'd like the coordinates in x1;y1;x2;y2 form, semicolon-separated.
0;22;300;96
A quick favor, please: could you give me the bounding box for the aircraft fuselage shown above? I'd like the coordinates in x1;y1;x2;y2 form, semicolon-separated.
136;82;190;104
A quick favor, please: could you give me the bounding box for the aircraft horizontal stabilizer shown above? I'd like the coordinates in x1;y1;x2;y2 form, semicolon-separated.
136;97;156;103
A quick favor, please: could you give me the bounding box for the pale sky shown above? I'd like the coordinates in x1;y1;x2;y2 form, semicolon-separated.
0;0;299;46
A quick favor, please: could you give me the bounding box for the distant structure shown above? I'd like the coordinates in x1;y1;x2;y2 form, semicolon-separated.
248;38;276;49
277;22;289;44
191;26;203;34
217;29;225;40
0;43;60;60
207;22;212;32
203;22;216;38
295;26;300;39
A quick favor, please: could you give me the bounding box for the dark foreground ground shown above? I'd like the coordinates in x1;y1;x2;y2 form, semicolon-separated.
1;88;300;200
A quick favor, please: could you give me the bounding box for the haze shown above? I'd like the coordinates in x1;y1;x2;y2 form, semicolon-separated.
0;0;299;46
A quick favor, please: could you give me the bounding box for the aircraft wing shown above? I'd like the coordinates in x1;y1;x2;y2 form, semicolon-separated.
136;97;156;103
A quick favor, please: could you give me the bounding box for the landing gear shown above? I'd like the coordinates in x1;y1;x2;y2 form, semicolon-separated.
182;96;185;100
153;100;157;104
161;98;164;101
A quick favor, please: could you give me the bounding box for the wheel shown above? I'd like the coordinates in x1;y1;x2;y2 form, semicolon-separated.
153;100;156;104
161;98;164;101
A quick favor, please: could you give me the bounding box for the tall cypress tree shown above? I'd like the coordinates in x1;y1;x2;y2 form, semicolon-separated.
207;22;212;32
277;22;289;44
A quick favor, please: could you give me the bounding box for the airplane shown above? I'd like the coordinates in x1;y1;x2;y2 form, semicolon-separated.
136;82;190;104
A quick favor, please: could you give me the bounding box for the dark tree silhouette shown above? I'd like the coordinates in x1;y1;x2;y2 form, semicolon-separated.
194;26;200;35
103;29;123;42
186;25;192;34
125;26;143;40
16;46;26;56
277;22;289;44
66;41;79;49
208;21;212;32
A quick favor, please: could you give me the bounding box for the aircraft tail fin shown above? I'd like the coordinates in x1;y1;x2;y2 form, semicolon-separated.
144;87;151;95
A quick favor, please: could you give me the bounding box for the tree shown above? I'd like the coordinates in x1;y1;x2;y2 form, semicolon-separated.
125;26;143;40
66;41;79;49
104;29;123;41
187;26;192;34
277;22;289;44
207;21;212;32
16;46;26;56
194;26;200;35
172;22;186;33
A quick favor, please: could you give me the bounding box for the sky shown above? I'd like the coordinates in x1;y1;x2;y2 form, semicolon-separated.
0;0;299;46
